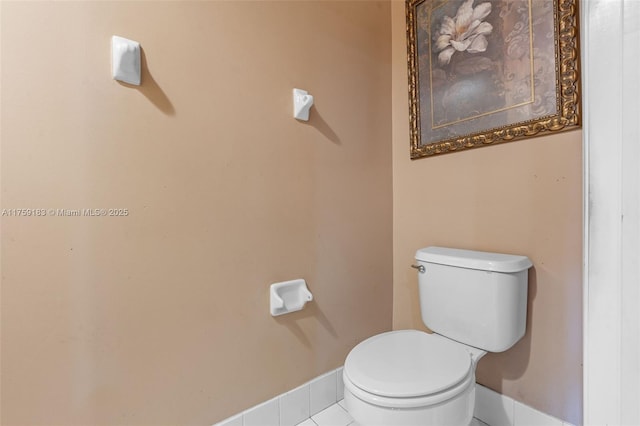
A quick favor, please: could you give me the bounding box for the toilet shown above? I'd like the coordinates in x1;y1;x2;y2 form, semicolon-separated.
343;246;532;426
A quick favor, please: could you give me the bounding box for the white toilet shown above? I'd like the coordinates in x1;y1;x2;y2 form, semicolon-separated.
343;246;532;426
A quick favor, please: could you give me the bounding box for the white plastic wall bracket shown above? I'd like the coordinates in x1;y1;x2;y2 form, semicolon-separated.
112;35;141;86
293;88;314;121
270;279;313;316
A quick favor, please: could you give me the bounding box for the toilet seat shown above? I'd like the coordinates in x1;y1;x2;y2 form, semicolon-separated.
343;330;475;408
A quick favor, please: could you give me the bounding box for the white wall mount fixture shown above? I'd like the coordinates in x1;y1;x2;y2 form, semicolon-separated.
111;35;141;86
270;279;313;316
293;88;314;121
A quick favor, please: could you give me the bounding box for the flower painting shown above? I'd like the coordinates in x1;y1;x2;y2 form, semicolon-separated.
434;0;493;66
406;0;580;158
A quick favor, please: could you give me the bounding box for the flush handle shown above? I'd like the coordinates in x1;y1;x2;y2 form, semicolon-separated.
411;264;425;273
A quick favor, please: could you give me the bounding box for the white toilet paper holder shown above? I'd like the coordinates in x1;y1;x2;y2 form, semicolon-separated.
270;279;313;316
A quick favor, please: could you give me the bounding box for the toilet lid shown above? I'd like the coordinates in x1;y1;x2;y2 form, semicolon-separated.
344;330;472;398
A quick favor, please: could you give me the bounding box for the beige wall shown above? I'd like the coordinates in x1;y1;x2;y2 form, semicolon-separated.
0;2;392;424
391;2;582;425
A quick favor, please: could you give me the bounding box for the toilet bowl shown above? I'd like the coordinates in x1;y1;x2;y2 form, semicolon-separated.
343;247;532;426
343;330;485;426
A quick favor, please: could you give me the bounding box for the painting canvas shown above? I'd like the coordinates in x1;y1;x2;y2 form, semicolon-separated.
407;0;580;158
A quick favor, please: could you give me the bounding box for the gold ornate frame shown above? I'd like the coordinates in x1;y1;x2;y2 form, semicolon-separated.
407;0;581;159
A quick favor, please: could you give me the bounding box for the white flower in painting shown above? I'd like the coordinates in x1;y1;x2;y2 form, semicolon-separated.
435;0;493;66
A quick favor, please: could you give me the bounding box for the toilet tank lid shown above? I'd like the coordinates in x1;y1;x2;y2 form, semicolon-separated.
415;247;532;273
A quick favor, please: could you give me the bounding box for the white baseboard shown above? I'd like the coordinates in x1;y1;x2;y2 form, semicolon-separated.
214;369;573;426
474;384;574;426
214;367;345;426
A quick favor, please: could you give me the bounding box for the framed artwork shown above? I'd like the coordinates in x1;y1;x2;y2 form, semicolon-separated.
406;0;581;159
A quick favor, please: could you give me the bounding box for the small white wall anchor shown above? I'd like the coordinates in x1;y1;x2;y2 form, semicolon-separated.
112;35;141;86
293;88;314;121
270;279;313;316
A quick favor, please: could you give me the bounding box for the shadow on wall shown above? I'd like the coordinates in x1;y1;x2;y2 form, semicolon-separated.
305;107;341;145
116;48;175;116
274;298;338;348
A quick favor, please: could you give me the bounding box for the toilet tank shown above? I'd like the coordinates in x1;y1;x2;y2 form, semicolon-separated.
415;247;532;353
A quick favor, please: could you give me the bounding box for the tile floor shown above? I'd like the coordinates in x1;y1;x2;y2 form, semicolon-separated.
295;399;489;426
